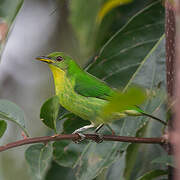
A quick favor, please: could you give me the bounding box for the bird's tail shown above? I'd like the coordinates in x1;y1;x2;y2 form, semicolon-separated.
124;106;167;126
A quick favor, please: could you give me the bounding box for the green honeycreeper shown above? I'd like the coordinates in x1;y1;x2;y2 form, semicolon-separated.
36;52;166;135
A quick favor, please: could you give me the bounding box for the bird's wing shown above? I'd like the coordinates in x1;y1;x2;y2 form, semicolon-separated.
73;72;115;100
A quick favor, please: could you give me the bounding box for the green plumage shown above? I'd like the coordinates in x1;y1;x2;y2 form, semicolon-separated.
36;52;165;130
67;60;115;100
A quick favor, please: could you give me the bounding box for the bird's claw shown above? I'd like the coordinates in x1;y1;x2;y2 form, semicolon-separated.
94;133;103;143
72;132;86;143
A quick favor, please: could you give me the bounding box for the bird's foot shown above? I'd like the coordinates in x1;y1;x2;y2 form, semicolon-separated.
72;132;86;143
94;133;103;143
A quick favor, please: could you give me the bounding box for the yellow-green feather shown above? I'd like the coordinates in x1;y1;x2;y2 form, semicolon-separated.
49;65;108;125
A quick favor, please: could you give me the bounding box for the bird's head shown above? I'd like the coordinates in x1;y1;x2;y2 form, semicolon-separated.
36;52;72;70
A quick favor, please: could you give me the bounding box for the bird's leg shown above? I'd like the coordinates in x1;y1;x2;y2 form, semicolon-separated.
94;124;104;143
72;124;95;143
73;124;95;134
95;124;104;133
93;124;115;143
106;124;115;135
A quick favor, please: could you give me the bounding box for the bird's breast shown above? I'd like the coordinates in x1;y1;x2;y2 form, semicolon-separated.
49;65;107;124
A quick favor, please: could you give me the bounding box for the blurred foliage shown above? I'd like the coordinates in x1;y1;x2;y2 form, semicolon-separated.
69;0;103;58
87;2;164;88
123;123;149;179
25;143;53;180
105;153;126;180
0;0;23;22
94;0;156;51
0;119;6;137
69;0;156;59
137;169;168;180
96;0;133;24
0;99;28;136
53;140;86;168
45;161;75;180
0;0;23;57
151;155;174;168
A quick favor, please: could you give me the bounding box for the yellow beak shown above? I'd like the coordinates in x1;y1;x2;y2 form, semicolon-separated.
36;56;53;63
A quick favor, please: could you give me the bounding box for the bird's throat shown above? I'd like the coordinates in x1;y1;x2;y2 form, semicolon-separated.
49;65;66;94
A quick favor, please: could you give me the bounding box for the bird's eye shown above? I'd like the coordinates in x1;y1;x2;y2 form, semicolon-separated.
56;56;63;61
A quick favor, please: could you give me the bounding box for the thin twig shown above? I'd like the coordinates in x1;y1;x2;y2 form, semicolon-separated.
0;134;165;153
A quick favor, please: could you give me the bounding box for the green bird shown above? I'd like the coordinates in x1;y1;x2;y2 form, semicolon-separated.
36;52;166;136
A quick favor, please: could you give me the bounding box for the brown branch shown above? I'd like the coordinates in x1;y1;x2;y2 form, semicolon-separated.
0;134;165;153
166;1;176;99
165;1;176;179
173;0;180;179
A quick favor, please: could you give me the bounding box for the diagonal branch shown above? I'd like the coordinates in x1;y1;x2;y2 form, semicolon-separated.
0;134;166;152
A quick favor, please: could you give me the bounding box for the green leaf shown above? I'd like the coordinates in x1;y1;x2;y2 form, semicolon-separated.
94;0;156;52
106;152;126;180
137;169;168;180
97;0;133;24
125;122;167;179
70;0;152;59
0;0;24;58
25;143;53;179
53;140;85;168
88;1;164;88
40;96;60;132
45;161;75;180
151;155;174;168
102;86;146;116
0;99;29;136
75;30;165;180
0;120;7;138
123;123;148;179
